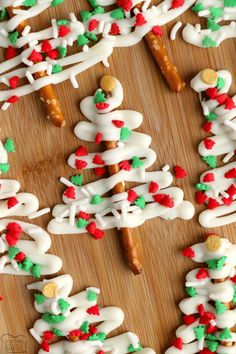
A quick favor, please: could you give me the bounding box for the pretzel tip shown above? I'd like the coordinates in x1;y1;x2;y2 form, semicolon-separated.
130;260;143;275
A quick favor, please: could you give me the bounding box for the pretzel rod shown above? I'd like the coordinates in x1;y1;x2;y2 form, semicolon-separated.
6;7;65;127
100;75;142;275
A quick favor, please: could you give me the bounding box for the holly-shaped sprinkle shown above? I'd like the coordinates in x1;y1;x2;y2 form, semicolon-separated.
205;340;218;352
0;163;10;174
174;165;187;179
92;6;105;14
88;0;98;7
219;327;232;340
215;300;226;314
80;10;92;22
194;325;205;340
91;194;103;205
94;91;106;104
182;247;195;258
185;286;196;297
52;64;62;74
80;321;89;333
134;196;145;209
196;268;209;279
8;31;19;45
34;293;47;305
0;8;7;20
51;0;64;7
111;8;125;19
207;18;221;31
77;34;89;46
202;36;217;48
127;343;142;352
4;138;15;152
132;156;144;168
192;3;204;12
57;46;67;58
8;246;19;259
87;289;97;302
31;264;41;278
52;328;63;336
76;218;89;229
70;174;83;186
205;112;217;121
120;127;132;141
210;7;223;20
202;156;217;168
87;305;100;315
58;298;70;312
206;256;227;270
225;0;236;6
64;186;76;199
18;257;33;271
195;183;211;191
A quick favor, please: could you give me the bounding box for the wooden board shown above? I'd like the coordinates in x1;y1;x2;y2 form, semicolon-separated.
0;2;236;353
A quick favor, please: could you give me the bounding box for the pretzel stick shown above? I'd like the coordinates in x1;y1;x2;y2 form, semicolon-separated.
6;7;65;127
100;75;142;275
136;4;185;93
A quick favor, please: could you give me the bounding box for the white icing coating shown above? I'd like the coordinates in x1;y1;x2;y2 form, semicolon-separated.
191;69;236;228
0;139;8;165
28;274;155;354
0;179;39;217
0;0;195;105
0;219;62;275
182;0;236;47
48;78;194;235
165;236;236;354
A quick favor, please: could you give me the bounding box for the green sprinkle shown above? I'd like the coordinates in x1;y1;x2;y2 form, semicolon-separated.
215;300;227;314
70;174;83;186
210;7;223;20
128;343;143;353
224;0;236;6
219;327;232;340
202;36;217;48
51;0;64;7
88;334;100;341
85;31;98;41
206;340;219;352
134;196;146;209
8;31;19;45
52;64;62;73
4;138;15;152
34;293;46;305
58;298;70;312
94;91;106;104
91;194;103;205
21;257;33;271
51;314;66;324
195;183;211;191
192;3;204;12
77;34;89;46
92;6;105;14
202;156;217;168
207;18;221;31
111;8;125;19
80;10;92;22
206;256;227;270
52;328;63;336
57;45;67;58
87;289;97;301
0;8;7;21
120;127;132;141
194;325;205;340
76;218;89;229
31;264;41;278
132;156;144;168
0;163;10;174
42;312;53;324
185;286;197;297
205;112;217;121
88;0;98;7
8;246;19;259
23;0;37;6
57;19;69;25
217;77;225;90
80;321;89;333
205;334;218;341
96;332;106;342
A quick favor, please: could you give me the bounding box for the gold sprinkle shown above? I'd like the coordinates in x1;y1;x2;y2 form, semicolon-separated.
100;75;116;92
42;282;58;298
206;234;222;252
201;69;218;85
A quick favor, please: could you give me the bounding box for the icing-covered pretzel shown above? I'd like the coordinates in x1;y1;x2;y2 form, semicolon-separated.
191;69;236;228
182;0;236;48
0;219;62;276
166;235;236;354
0;0;195;109
28;274;155;354
48;77;194;245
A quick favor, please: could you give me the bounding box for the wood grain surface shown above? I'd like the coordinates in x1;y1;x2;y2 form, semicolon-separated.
0;2;236;354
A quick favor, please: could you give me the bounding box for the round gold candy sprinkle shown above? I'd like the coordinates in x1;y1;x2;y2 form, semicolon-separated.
206;234;221;252
42;282;58;298
100;75;116;92
201;69;218;85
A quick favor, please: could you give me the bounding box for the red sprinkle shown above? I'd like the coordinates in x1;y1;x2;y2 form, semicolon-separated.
172;337;183;350
88;19;99;31
197;304;205;317
153;194;174;208
119;160;131;171
7;95;19;103
64;186;76;199
205;325;217;334
117;0;132;11
226;184;236;197
14;252;26;262
182;247;195;258
183;314;196;325
207;198;220;209
205;87;218;99
41;340;50;352
196;268;209;279
152;25;162;36
75;145;88;156
217;93;228;105
203;173;214;182
135;13;147;26
148;181;159;193
112;120;124;128
77;211;90;220
28;50;43;62
203;138;215;150
171;0;184;8
202;121;212;133
174;165;187;179
225;168;236;179
9;76;20;89
93;154;104;165
43;331;54;340
109;23;120;35
94;167;106;176
69;329;82;337
225;97;235;110
87;305;100;315
5;46;18;60
96;102;110;110
230;275;236;283
86;222;104;240
75;159;88;170
41;40;52;52
47;49;58;60
196;191;207;204
127;189;138;202
7;196;19;209
95;132;103;144
222;197;233;206
58;25;71;37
